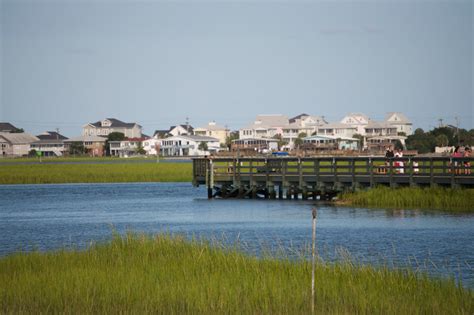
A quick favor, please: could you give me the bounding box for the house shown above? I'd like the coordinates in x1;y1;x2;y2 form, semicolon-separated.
239;115;289;139
142;137;162;155
159;135;220;156
109;137;148;157
153;129;171;139
82;118;142;138
0;132;39;157
366;135;407;151
384;112;413;135
317;123;358;138
364;121;398;137
64;135;106;157
340;113;370;135
303;135;359;151
0;122;21;133
231;138;279;152
169;125;194;136
30;131;68;157
282;114;327;147
194;121;229;145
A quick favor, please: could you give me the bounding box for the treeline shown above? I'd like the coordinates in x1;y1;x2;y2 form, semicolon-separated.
406;127;474;153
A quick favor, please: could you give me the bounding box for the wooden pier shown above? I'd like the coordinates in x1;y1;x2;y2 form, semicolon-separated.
192;156;474;200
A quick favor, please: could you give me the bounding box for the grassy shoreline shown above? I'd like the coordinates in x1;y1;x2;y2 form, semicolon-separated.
338;186;474;212
0;163;192;184
1;233;472;314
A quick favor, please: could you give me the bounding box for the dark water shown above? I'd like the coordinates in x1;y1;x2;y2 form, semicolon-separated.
1;182;473;288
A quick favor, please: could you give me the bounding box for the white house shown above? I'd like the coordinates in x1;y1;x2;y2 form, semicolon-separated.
303;135;359;150
159;135;220;156
340;113;370;135
142;137;161;155
194;121;229;145
384;112;413;135
282;114;327;148
109;137;147;157
0;132;39;157
317;123;358;138
30;131;68;157
169;125;194;136
82;118;142;138
239;115;289;139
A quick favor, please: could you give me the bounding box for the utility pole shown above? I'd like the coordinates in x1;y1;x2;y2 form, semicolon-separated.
455;116;460;145
185;117;190;134
438;118;443;128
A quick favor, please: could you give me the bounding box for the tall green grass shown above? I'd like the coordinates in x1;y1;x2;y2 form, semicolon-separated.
0;163;192;184
0;233;472;314
340;186;474;212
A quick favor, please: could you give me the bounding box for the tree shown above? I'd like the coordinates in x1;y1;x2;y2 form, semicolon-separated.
272;134;288;150
225;131;239;150
69;142;85;155
435;134;449;147
10;128;24;133
198;142;208;152
105;132;125;156
294;137;303;147
135;142;146;155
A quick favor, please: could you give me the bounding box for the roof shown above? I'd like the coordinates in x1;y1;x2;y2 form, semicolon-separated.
0;122;19;132
289;113;309;123
384;112;411;124
170;125;194;132
367;135;407;141
340;113;370;124
232;137;278;143
90;118;138;128
64;135;107;143
254;115;289;127
36;131;68;140
0;132;39;144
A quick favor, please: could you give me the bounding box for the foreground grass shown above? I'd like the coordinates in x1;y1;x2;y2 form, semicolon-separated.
0;163;192;184
339;186;474;212
0;234;472;314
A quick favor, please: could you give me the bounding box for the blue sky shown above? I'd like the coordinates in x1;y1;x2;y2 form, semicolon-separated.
1;0;472;136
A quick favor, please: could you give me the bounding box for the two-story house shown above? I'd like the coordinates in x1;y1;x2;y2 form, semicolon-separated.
239;115;289;140
0;132;39;157
82;118;142;138
317;123;358;138
159;135;220;156
340;113;370;135
30;131;68;157
194;121;229;145
384;112;413;135
282;114;327;147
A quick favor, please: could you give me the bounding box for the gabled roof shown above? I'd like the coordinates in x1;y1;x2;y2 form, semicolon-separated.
340;113;370;124
36;131;68;140
169;125;194;132
153;130;170;138
0;122;19;132
90;118;139;128
0;132;39;144
289;113;309;123
255;115;289;127
384;112;411;124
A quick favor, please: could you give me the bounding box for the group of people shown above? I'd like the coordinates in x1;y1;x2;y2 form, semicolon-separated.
385;147;406;173
451;146;472;175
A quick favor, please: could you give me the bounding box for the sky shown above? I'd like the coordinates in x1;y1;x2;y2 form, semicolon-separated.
1;0;472;137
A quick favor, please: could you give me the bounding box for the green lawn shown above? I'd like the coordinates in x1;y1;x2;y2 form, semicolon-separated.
1;233;472;314
0;163;192;184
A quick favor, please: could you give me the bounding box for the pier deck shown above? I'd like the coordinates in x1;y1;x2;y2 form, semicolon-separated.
193;156;474;199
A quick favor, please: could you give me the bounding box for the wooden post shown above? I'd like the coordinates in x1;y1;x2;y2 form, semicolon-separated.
311;207;318;313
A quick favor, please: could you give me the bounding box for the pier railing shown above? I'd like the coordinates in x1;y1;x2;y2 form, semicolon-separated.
193;156;473;197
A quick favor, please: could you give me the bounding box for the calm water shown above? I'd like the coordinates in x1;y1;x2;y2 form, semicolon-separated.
1;182;473;287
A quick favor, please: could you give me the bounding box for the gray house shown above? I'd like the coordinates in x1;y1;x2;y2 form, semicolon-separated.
82;118;142;138
0;132;39;157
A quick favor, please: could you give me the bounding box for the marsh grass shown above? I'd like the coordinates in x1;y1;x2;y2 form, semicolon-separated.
339;186;474;212
0;233;472;314
0;163;192;184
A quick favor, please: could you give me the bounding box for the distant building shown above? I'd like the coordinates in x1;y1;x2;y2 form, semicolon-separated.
82;118;142;138
64;135;106;157
0;122;21;133
231;138;278;152
169;125;194;136
317;123;358;138
30;131;68;157
303;135;359;151
109;137;148;157
340;113;370;135
0;132;39;157
194;121;229;145
384;112;413;135
282;114;327;147
159;135;220;156
239;115;289;139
